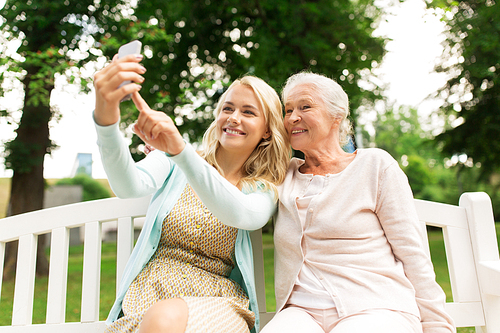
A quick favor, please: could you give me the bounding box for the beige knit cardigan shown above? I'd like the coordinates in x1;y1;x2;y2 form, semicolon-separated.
274;149;455;333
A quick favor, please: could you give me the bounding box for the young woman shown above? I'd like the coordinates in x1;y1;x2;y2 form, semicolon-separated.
93;53;290;333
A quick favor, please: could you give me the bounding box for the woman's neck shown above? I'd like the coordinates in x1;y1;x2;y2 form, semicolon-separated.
300;146;356;176
215;149;248;186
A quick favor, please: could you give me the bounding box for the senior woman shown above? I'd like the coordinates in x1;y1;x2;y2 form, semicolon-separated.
261;72;455;333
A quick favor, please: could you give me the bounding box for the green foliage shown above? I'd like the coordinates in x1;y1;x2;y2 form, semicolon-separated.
3;140;45;174
2;0;387;162
0;0;127;96
55;174;110;202
426;0;500;177
365;105;500;220
97;0;386;159
369;107;445;201
0;0;132;174
404;155;434;197
371;107;436;162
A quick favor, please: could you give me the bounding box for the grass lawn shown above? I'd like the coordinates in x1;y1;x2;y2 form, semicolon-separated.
2;226;499;332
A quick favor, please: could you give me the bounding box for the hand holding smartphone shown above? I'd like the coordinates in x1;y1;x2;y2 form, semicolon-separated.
118;40;142;102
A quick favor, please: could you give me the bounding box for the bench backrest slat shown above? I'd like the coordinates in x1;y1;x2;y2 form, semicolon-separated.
116;217;134;295
81;221;102;323
12;234;37;326
250;229;267;312
46;227;70;324
0;241;5;301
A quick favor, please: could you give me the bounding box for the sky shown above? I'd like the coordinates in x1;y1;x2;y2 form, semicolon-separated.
0;0;447;179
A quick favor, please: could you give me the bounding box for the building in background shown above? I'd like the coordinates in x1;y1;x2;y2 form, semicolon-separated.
72;153;92;177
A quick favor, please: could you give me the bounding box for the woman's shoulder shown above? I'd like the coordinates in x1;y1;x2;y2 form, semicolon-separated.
277;157;304;191
356;148;398;168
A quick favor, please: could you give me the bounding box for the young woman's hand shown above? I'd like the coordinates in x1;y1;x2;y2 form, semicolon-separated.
93;54;146;126
132;92;186;156
143;144;155;155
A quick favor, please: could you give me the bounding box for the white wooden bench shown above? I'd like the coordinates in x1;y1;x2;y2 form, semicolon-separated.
1;192;499;332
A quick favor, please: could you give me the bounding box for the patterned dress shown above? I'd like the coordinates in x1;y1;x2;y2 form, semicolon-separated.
105;185;255;332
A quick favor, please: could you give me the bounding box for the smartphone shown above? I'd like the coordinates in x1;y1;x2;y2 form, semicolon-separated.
118;40;142;102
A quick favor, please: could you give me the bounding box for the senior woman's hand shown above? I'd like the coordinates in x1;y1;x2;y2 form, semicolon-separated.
131;92;186;156
93;54;146;126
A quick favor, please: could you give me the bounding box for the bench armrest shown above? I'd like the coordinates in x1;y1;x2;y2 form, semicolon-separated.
478;260;500;296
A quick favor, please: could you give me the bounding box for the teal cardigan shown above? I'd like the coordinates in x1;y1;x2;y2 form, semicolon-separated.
95;121;276;333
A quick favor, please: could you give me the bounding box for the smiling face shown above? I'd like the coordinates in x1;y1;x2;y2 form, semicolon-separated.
284;83;339;153
216;84;270;157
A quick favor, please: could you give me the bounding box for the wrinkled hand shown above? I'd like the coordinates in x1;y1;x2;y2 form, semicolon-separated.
93;54;146;126
132;92;185;156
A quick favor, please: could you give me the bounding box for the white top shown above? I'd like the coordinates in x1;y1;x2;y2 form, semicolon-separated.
287;175;336;309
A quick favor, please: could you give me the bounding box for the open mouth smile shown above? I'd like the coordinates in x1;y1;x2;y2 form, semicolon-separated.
291;129;307;134
224;128;246;135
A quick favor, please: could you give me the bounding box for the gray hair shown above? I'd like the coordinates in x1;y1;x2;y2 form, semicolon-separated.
282;71;353;147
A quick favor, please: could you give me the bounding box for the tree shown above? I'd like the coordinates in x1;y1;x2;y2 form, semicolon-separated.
368;107;442;199
370;107;436;162
365;106;500;218
1;0;387;278
427;0;500;177
102;0;386;158
0;0;133;278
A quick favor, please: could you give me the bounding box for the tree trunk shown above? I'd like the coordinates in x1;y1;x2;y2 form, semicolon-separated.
3;65;53;280
4;166;49;279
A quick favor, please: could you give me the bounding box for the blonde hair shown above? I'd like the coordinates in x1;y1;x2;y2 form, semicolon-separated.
282;71;353;147
200;76;290;197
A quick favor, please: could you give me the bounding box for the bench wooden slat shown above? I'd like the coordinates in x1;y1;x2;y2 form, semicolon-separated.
478;261;500;296
116;216;134;294
259;312;275;328
250;229;267;313
444;302;485;327
444;226;481;303
0;197;151;242
12;234;37;326
460;193;500;332
461;193;500;263
414;199;468;229
81;222;102;323
0;241;5;300
0;322;106;332
46;227;70;324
